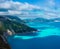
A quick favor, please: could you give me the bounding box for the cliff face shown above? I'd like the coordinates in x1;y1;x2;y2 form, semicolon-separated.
0;15;37;49
0;16;11;49
0;35;11;49
0;15;37;34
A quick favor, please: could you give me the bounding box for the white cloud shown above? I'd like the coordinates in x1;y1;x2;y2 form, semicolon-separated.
18;2;40;10
0;1;40;10
0;0;60;19
8;10;22;15
36;0;60;19
0;1;41;15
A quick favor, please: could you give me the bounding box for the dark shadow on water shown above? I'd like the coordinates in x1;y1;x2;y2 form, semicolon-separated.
7;35;60;49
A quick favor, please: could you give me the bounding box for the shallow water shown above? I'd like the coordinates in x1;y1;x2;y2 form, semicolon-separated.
8;22;60;49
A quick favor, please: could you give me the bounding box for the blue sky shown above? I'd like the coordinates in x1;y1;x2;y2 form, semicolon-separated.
13;0;47;6
0;0;60;19
13;0;60;6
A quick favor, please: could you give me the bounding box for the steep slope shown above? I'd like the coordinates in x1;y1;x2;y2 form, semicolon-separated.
0;15;37;34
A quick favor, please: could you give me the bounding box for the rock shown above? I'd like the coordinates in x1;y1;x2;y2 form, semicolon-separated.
0;35;11;49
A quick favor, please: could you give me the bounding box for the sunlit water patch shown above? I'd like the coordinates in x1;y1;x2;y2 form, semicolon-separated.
14;27;60;40
13;22;60;40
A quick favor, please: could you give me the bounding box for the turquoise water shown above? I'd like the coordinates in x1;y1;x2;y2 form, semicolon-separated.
14;22;60;39
8;22;60;49
14;28;60;39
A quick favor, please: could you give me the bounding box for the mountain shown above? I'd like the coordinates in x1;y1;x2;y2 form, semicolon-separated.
0;15;37;49
6;15;25;23
23;18;50;23
0;15;37;35
51;18;60;22
24;18;60;23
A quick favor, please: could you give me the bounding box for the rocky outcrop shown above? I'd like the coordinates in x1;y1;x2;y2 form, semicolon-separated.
0;15;37;49
0;35;11;49
0;15;37;34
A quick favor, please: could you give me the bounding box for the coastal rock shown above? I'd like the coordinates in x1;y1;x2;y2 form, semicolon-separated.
0;35;11;49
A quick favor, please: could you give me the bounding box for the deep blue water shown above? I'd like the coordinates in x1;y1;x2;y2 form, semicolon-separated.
7;22;60;49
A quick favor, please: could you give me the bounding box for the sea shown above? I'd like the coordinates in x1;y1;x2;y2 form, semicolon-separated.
7;22;60;49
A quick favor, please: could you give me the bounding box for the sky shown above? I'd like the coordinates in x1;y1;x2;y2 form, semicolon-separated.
0;0;60;19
